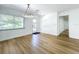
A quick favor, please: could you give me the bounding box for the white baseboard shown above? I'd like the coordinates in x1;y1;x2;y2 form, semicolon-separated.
0;33;32;41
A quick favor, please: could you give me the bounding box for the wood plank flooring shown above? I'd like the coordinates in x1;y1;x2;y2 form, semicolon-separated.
0;32;79;54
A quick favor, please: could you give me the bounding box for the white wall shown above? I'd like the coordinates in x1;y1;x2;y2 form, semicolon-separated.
41;12;58;35
58;11;69;16
0;18;33;41
69;8;79;39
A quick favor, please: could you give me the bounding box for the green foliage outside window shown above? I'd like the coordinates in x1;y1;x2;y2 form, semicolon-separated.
0;14;24;30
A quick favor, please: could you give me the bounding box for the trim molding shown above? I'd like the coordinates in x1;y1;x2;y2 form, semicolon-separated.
0;33;32;42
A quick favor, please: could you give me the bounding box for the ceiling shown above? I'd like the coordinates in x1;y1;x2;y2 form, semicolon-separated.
0;4;79;16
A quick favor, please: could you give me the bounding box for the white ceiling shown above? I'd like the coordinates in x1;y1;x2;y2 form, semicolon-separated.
0;4;79;16
31;4;79;14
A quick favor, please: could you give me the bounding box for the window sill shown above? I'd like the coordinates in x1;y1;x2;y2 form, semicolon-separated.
0;28;25;31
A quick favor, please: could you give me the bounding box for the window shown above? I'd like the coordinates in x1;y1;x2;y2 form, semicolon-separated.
0;14;24;30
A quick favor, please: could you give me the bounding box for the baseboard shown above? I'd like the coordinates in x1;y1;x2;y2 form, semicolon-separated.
0;33;32;42
70;37;79;40
40;32;57;37
1;32;78;42
40;32;79;40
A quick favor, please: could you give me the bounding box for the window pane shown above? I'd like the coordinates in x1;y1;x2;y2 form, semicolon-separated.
14;17;24;29
0;14;24;30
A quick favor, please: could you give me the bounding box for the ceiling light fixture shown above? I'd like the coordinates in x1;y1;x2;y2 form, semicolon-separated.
24;4;40;18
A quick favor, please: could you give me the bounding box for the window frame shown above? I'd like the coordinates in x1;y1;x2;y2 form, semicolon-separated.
0;14;25;31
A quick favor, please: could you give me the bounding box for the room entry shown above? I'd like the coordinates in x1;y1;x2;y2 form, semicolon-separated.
58;15;69;39
32;19;37;34
32;18;40;34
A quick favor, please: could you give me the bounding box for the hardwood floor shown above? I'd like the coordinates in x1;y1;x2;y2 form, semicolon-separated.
58;29;69;40
0;32;79;54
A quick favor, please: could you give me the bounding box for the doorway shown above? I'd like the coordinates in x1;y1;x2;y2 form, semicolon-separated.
58;15;69;40
32;19;37;34
32;19;40;34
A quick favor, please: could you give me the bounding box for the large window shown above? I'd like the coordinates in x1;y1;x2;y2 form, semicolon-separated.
0;14;24;30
